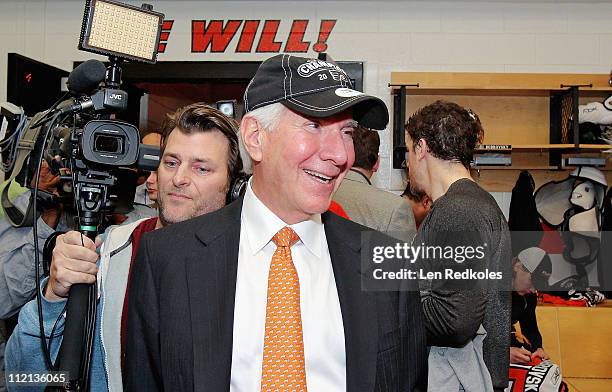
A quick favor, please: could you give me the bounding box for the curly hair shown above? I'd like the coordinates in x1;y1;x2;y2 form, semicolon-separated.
160;103;243;183
404;100;483;168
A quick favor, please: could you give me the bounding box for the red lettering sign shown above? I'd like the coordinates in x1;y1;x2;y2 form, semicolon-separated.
313;20;336;53
236;20;260;53
284;20;310;52
256;20;282;52
158;19;340;54
192;20;242;52
157;20;174;53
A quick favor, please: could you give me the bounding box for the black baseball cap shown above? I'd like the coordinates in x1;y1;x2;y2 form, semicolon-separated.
244;54;389;130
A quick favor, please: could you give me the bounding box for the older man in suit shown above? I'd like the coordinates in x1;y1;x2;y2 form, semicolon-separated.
125;54;427;391
334;126;416;242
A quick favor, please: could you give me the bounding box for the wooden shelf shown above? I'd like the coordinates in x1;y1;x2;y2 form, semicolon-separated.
390;71;612;191
578;144;612;150
473;165;612;171
390;72;612;92
510;144;573;149
472;165;558;170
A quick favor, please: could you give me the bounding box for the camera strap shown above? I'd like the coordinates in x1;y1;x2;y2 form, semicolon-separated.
0;185;34;227
1;111;47;227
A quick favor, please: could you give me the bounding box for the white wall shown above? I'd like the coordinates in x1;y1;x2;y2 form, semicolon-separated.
1;0;611;196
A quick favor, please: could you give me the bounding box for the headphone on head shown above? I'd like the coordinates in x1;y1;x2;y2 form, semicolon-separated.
226;173;251;204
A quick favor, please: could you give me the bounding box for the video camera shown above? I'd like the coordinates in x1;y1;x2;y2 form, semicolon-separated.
1;58;160;228
1;1;165;390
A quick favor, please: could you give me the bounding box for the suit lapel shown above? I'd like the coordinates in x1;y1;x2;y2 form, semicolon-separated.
184;205;380;391
324;212;379;392
186;199;242;391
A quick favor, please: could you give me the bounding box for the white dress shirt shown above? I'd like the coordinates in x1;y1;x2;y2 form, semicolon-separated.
230;181;346;391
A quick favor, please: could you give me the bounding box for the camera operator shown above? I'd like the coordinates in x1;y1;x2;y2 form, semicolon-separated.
5;103;243;392
0;161;71;392
0;160;156;321
0;160;68;320
0;160;155;391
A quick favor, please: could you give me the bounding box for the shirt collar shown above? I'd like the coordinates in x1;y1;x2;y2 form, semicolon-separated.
241;179;323;258
346;169;372;185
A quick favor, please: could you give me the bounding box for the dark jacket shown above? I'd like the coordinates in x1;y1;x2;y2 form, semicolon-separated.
416;179;512;391
509;170;543;256
511;292;542;351
125;197;428;391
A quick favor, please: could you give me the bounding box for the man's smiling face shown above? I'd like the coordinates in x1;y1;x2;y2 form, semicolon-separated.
252;107;356;224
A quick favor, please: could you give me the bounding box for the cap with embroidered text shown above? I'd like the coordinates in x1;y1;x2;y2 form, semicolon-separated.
244;54;389;130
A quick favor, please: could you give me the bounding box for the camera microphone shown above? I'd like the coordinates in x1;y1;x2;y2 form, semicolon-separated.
59;89;128;115
67;59;107;95
55;60;125;116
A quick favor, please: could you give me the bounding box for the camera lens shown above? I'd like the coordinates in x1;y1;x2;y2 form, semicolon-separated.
94;134;123;154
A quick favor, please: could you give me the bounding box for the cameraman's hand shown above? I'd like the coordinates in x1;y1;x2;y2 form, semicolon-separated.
44;231;102;301
31;160;60;194
32;160;63;229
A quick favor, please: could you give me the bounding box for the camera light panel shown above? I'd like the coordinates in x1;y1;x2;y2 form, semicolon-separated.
81;0;163;63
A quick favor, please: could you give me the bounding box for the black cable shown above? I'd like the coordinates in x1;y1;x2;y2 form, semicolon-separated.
82;278;97;390
55;126;98;391
48;92;70;116
43;139;82;369
0;110;27;173
31;111;63;129
69;161;85;251
69;116;85;250
30;93;70;129
47;302;68;357
33;110;64;372
68;154;96;391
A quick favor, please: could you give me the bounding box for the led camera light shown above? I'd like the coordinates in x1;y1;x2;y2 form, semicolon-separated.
79;0;164;63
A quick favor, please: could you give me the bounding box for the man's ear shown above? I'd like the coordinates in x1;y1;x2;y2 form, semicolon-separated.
415;139;428;161
422;194;432;209
240;115;264;163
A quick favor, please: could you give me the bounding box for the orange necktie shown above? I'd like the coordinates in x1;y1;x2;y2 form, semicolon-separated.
260;227;307;391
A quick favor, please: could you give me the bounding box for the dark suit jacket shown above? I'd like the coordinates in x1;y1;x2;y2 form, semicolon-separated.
124;197;427;391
